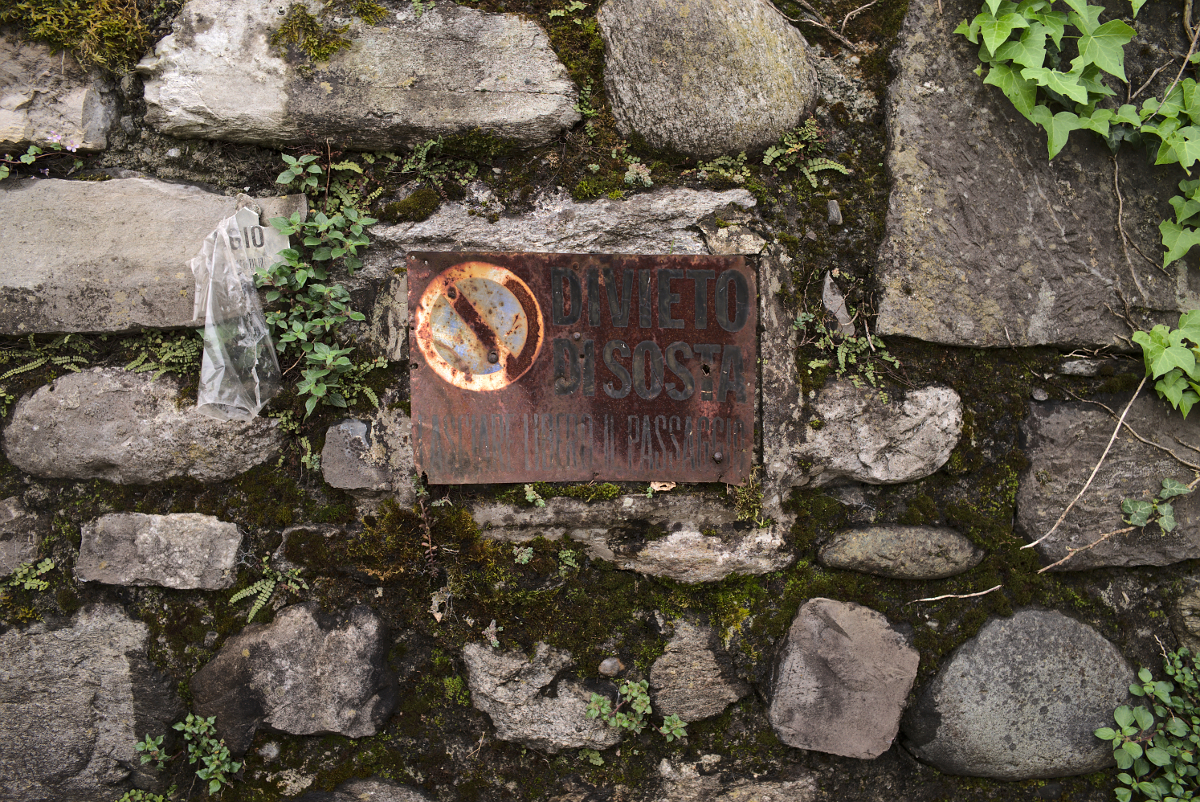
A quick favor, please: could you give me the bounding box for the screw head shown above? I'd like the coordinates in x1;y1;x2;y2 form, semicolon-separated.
488;350;499;364
573;332;581;340
447;286;457;299
713;451;724;463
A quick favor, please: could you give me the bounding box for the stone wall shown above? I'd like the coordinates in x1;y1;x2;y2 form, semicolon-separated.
0;1;1194;801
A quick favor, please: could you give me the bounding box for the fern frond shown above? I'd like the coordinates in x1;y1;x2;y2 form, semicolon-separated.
0;357;48;381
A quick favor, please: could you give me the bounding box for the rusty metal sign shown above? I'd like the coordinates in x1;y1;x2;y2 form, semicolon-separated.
408;252;756;485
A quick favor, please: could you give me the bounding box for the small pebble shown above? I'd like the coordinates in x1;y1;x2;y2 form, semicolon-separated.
258;741;281;762
1031;388;1049;402
827;200;843;225
165;147;181;159
599;657;624;677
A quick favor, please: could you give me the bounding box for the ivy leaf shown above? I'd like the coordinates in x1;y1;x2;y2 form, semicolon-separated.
1022;67;1090;104
1028;105;1086;157
1131;0;1147;15
956;16;982;42
1065;2;1105;34
1179;388;1200;417
1170;193;1200;226
1161;478;1193;499
981;12;1030;53
995;23;1049;69
1156;126;1200;173
1123;498;1154;527
1159;218;1200;267
1156;371;1190;408
1177;308;1200;342
1028;7;1068;46
1114;104;1142;126
1149;342;1197;379
1157;503;1177;532
984;64;1038;119
1072;19;1136;80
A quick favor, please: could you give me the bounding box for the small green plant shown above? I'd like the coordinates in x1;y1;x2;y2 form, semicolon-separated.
798;314;900;393
1123;478;1194;533
1095;648;1200;802
558;548;580;577
574;80;600;119
230;556;309;622
136;713;240;796
763;119;850;187
174;714;242;795
124;330;203;380
116;790;170;802
659;713;688;742
512;545;534;564
413;0;435;17
3;559;54;591
524;484;547;508
579;747;605;766
695;152;749;184
1;139;83;181
261;152;384;416
624;156;653;187
549;0;588;21
299;436;321;472
387;137;479;188
1133;311;1200;417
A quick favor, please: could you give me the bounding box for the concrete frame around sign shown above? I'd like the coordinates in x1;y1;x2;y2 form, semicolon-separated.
408;251;757;485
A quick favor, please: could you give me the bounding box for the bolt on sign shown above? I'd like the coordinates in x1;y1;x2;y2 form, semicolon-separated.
408;252;756;485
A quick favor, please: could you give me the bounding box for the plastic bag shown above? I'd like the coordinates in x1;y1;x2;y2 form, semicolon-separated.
190;203;284;421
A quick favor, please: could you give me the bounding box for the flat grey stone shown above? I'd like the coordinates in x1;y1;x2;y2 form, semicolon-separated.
297;779;433;802
374;187;756;256
874;0;1188;348
3;368;284;484
0;31;116;151
191;603;396;755
650;620;749;721
463;642;621;753
769;598;919;759
598;0;818;156
0;497;39;575
903;609;1132;779
655;760;817;802
77;512;241;589
473;494;790;582
0;177;304;334
139;0;578;148
818;525;984;579
0;604;183;802
788;381;963;487
1018;395;1200;570
322;419;392;493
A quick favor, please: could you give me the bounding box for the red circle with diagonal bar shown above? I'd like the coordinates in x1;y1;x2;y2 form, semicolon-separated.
413;261;544;392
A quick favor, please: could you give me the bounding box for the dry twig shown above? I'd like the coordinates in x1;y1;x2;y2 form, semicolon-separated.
775;5;860;51
841;0;879;35
1037;526;1136;573
908;585;1003;605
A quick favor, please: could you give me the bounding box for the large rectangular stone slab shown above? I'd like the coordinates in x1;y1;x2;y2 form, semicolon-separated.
875;0;1194;348
138;1;579;149
0;178;304;334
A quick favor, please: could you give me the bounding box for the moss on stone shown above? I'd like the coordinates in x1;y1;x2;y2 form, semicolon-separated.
379;188;442;223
